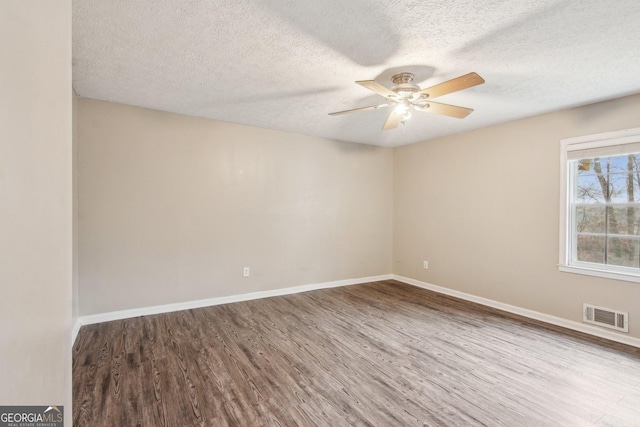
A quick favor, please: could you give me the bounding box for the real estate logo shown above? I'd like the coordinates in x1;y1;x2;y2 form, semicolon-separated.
0;406;63;427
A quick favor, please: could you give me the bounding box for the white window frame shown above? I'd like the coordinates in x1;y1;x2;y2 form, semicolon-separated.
559;127;640;283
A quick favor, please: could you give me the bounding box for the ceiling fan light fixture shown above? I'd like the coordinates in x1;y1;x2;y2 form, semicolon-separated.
394;102;410;115
329;71;485;130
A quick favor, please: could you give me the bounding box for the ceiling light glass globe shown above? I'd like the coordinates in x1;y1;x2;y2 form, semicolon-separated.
394;103;409;114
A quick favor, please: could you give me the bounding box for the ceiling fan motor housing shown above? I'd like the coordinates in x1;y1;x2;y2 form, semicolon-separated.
390;73;421;98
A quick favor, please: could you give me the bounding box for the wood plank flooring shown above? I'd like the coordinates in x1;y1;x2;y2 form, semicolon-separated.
73;280;640;426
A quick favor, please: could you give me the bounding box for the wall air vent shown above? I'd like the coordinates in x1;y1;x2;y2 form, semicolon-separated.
583;303;628;333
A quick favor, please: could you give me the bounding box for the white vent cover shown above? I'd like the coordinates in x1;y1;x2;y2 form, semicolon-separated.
583;303;628;333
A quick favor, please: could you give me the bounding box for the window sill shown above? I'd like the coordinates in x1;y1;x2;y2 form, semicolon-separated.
558;264;640;283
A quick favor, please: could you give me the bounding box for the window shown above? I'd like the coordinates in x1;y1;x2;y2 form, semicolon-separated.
560;128;640;282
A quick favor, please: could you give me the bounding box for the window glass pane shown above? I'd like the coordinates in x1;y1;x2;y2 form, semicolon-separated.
575;205;606;233
576;155;640;203
576;235;605;264
608;206;640;235
607;237;640;268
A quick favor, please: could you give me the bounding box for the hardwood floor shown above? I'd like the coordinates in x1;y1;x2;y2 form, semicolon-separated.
73;280;640;426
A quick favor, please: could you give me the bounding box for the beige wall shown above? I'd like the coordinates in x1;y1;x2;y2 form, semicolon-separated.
394;93;640;340
0;0;72;416
77;99;393;315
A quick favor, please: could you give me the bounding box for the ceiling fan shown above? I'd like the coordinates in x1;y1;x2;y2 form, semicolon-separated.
329;72;485;130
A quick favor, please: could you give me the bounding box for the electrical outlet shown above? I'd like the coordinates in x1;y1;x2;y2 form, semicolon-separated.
423;261;429;269
243;267;250;277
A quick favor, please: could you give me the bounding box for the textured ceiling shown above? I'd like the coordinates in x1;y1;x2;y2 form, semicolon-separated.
73;0;640;147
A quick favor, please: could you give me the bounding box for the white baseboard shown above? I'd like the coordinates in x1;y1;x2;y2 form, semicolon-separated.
392;274;640;349
73;274;393;344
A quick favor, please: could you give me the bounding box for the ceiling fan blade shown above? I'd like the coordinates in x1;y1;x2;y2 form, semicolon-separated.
356;80;397;98
416;101;474;118
382;110;403;130
419;72;485;99
328;103;390;116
